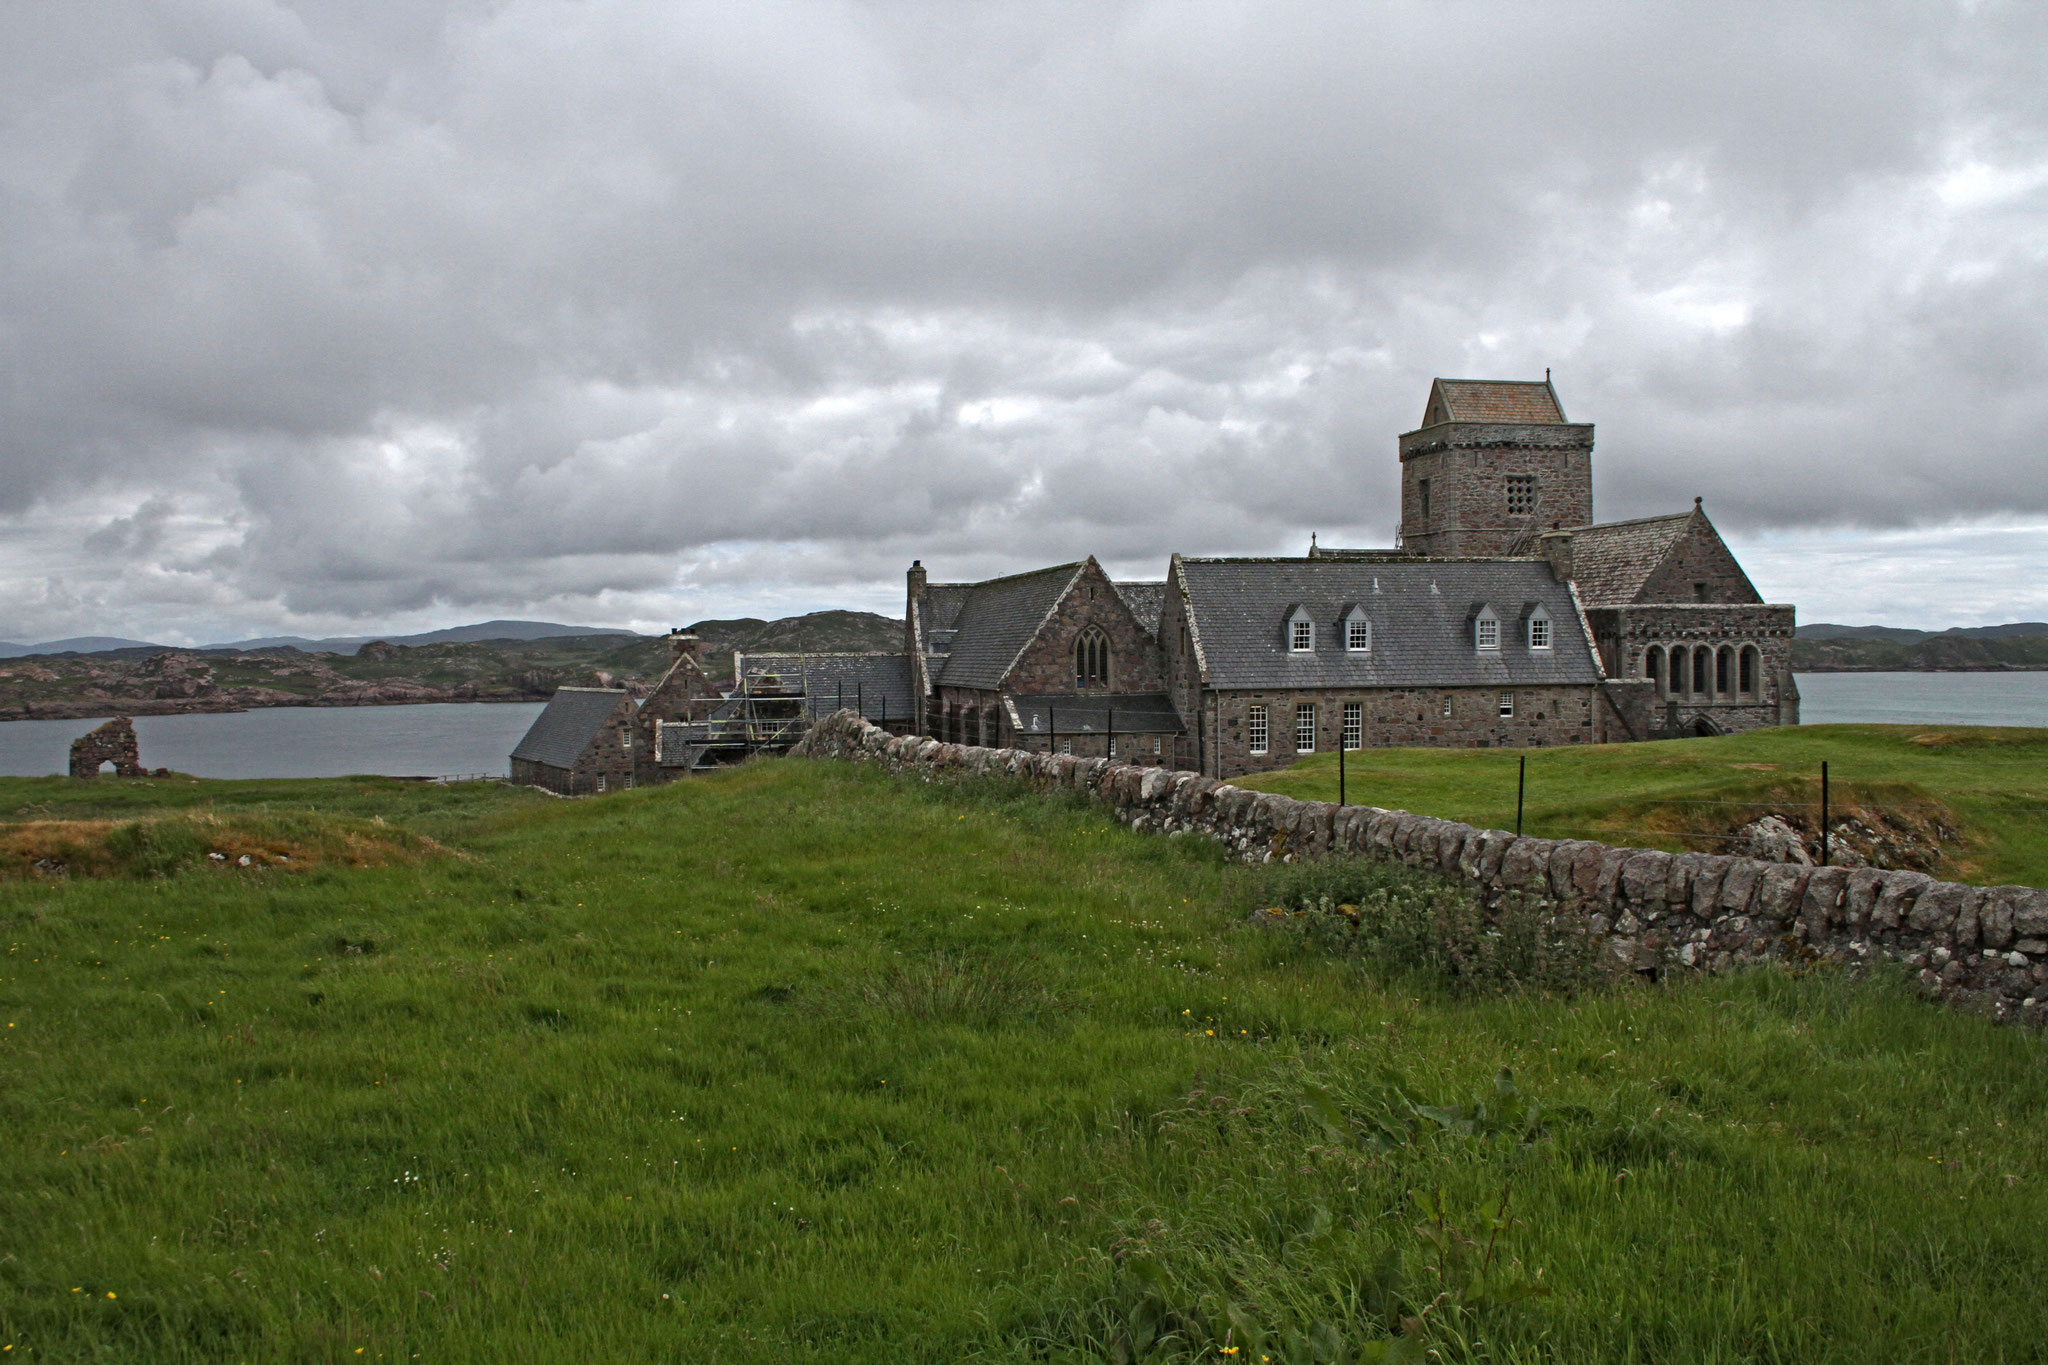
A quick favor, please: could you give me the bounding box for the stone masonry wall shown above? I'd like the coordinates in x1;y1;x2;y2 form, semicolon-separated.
1399;431;1594;557
69;716;144;778
1004;558;1164;696
795;710;2048;1025
1209;684;1599;779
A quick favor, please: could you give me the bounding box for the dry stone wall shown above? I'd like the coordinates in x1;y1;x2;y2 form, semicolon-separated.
795;710;2048;1025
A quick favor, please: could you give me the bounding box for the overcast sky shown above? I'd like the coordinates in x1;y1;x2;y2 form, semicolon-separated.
2;1;2044;644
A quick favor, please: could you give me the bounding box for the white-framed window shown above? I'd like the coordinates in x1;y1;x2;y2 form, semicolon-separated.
1153;736;1161;755
1108;734;1116;758
1475;610;1500;650
1528;612;1552;650
1346;616;1371;651
1247;704;1268;754
1498;691;1515;718
1342;701;1362;750
1295;703;1316;753
1062;739;1072;755
1442;695;1453;717
1290;618;1313;651
1506;473;1536;515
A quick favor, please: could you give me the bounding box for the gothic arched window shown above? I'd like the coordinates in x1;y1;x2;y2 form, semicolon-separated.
1075;627;1110;689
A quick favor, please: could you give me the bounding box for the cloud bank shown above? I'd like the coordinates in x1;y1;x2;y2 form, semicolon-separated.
2;0;2044;641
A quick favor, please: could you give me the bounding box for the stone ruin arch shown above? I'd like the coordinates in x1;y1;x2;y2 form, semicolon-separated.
69;716;144;778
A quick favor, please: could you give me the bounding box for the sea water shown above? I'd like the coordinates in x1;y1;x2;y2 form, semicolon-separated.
0;674;2044;780
0;702;547;779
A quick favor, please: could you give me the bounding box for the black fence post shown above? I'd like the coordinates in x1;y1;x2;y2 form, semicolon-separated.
1049;705;1056;754
1107;706;1115;761
837;680;843;711
1338;737;1346;808
1820;760;1830;866
856;682;863;719
1516;753;1526;836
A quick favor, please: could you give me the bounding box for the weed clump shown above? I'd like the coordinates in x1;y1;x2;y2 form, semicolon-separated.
1238;856;1621;997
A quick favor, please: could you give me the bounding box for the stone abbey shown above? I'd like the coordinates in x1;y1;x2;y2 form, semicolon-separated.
515;376;1797;789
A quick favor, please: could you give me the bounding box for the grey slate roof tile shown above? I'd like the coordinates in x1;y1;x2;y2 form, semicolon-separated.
737;652;917;721
1006;691;1184;735
510;687;628;769
1112;582;1166;635
1179;558;1600;690
930;562;1082;690
1568;512;1693;604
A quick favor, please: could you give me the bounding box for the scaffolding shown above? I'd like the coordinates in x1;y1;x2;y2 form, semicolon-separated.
656;664;811;769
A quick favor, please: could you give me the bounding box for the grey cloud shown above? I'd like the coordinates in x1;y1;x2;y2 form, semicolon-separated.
0;0;2044;642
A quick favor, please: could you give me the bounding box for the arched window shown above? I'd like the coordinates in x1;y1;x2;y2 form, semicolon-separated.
1716;646;1734;696
1669;646;1688;696
1075;627;1110;688
1740;645;1760;697
1692;648;1710;695
1645;645;1666;696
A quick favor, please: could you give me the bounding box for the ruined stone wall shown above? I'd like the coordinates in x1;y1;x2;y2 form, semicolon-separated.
795;711;2048;1025
1208;685;1599;779
69;716;144;778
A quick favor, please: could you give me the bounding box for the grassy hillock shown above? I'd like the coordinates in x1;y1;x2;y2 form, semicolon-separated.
2;762;2045;1361
1237;724;2048;889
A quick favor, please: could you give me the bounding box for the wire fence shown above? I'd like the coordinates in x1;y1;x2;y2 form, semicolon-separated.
1325;746;2042;868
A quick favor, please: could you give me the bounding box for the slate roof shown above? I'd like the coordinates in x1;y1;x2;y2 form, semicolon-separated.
920;584;971;634
1429;378;1566;424
1005;691;1185;735
736;652;917;721
928;562;1083;690
1113;581;1166;634
510;687;628;769
1566;512;1694;605
1177;558;1601;690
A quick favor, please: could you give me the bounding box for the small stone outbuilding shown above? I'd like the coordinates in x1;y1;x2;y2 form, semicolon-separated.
508;687;639;794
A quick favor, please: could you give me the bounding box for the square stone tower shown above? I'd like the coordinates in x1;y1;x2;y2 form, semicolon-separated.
1398;376;1594;557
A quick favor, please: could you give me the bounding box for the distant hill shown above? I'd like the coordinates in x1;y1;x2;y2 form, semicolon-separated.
1799;622;2048;643
1797;624;1933;642
209;620;643;655
0;636;167;658
0;609;905;721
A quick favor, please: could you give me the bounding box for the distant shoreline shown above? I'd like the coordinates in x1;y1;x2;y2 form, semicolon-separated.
1795;665;2048;674
0;694;548;724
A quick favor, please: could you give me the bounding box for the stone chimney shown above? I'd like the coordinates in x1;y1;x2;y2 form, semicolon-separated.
1537;528;1576;584
907;559;927;604
665;629;703;662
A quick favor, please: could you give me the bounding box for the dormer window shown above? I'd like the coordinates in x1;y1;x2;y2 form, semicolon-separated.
1285;605;1314;652
1473;606;1501;651
1341;605;1371;652
1526;606;1552;650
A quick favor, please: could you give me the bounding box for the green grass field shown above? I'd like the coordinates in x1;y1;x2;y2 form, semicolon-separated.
1236;723;2048;888
2;760;2046;1361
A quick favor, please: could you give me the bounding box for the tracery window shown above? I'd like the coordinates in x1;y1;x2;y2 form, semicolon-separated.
1075;627;1110;688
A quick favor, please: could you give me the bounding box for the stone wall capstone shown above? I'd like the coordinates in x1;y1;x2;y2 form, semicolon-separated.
793;709;2048;1025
